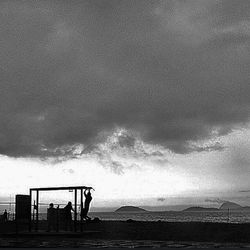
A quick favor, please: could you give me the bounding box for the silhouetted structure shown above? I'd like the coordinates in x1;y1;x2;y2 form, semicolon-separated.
15;194;31;232
29;185;93;232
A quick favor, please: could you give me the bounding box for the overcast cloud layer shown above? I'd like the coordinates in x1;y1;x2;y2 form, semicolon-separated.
0;0;250;158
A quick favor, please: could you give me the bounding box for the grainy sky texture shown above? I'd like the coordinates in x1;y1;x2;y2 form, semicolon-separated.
0;0;250;206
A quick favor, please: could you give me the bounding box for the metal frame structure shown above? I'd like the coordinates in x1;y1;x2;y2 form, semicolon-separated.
29;186;92;232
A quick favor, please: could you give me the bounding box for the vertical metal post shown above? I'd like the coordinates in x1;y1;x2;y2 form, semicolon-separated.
56;206;59;232
74;189;77;232
36;190;39;231
80;189;83;232
29;189;32;232
33;200;35;222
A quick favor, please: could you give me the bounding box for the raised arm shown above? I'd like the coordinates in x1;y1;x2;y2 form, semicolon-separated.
84;189;88;197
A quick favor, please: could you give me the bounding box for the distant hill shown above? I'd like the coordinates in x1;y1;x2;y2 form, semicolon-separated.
243;206;250;210
182;206;219;212
115;206;147;213
219;202;243;210
182;202;250;212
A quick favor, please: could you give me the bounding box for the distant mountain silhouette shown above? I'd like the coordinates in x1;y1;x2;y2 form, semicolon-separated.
219;202;243;210
116;202;250;213
182;206;219;212
182;202;250;212
115;206;147;212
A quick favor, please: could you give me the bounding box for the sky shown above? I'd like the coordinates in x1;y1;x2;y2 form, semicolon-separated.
0;0;250;209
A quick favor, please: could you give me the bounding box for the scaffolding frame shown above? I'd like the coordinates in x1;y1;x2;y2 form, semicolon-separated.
29;186;92;232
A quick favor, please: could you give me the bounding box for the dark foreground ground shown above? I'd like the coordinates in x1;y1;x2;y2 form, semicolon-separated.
1;220;250;247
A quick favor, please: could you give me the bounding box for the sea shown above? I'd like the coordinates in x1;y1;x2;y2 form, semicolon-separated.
7;210;250;224
88;210;250;223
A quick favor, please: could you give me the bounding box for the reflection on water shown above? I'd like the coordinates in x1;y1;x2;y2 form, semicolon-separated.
88;210;250;223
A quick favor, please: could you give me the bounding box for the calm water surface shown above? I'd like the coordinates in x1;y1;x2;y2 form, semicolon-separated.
89;210;250;223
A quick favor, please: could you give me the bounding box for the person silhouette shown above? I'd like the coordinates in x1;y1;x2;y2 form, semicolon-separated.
3;209;8;222
47;203;56;232
64;201;74;231
81;189;92;220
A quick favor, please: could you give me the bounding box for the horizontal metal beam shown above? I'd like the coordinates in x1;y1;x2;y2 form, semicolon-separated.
30;186;92;191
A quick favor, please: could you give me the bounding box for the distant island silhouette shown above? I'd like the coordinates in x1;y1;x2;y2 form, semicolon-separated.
114;202;250;213
219;201;243;210
182;206;219;212
182;202;250;212
115;206;147;213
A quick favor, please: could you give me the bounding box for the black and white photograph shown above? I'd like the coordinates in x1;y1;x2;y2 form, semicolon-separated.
0;0;250;248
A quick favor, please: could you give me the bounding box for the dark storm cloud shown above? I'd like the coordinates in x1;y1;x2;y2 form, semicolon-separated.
189;142;225;153
0;0;250;158
79;130;169;174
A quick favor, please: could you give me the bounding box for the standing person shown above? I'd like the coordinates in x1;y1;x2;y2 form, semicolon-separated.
3;209;8;222
64;201;74;231
47;203;56;232
81;189;92;220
